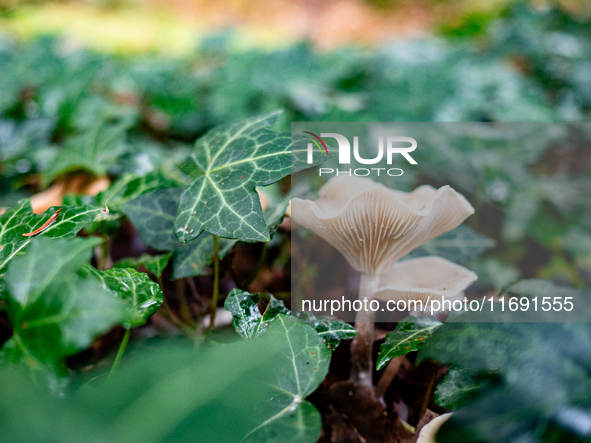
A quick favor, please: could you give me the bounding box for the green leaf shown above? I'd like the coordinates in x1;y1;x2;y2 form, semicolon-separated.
171;234;236;280
224;289;289;339
121;187;236;279
43;120;130;185
122;185;290;279
0;237;125;385
291;311;358;350
417;297;591;443
376;316;443;370
173;112;303;243
224;289;356;350
434;367;495;410
243;315;330;443
260;188;291;241
98;171;177;211
0;318;326;443
80;266;163;328
113;252;172;278
121;187;182;251
0;200;34;281
405;224;495;265
0;201;102;280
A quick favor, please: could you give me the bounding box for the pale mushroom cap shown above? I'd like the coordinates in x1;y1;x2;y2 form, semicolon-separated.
417;413;453;443
373;256;478;304
290;176;475;275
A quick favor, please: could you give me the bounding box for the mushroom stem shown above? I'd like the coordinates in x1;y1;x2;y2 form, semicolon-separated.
350;273;379;386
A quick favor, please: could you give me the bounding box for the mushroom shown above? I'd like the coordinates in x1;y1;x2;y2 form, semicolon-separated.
373;256;477;307
417;413;453;443
290;176;474;385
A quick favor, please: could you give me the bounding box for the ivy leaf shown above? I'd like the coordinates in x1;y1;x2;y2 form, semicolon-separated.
122;185;290;279
259;189;291;241
0;201;102;280
113;252;172;278
405;224;495;265
376;316;443;370
243;315;330;443
224;289;356;350
291;311;358;350
0;318;325;443
98;171;177;211
0;237;126;385
80;266;164;328
171;235;236;280
121;187;182;251
224;289;289;339
0;200;34;281
43;120;130;185
434;367;495;410
174;111;313;243
121;187;236;279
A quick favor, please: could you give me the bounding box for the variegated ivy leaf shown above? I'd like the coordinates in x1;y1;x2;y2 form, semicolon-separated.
121;187;236;280
122;185;290;280
174;111;320;243
224;289;356;349
376;316;443;370
97;171;177;211
291;311;358;350
0;200;102;281
114;252;172;277
224;289;289;339
80;265;164;328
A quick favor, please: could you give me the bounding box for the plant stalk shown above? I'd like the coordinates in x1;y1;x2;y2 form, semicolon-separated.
108;328;131;381
375;356;405;398
349;273;379;386
98;222;110;270
209;234;220;332
419;365;438;421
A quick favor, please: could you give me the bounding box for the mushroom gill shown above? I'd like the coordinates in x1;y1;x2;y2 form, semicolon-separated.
290;176;474;275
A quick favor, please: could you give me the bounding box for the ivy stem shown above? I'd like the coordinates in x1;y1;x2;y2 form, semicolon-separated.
349;273;379;386
375;356;404;398
209;234;220;332
108;328;131;381
419;364;438;421
176;279;194;326
98;221;110;270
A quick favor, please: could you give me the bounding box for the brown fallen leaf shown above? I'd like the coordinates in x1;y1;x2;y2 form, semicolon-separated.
31;175;110;214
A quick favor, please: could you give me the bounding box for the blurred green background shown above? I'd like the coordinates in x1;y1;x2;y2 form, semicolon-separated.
1;2;591;443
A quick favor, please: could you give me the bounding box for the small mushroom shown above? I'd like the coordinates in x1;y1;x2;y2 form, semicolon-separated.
373;256;477;306
291;176;475;385
417;413;453;443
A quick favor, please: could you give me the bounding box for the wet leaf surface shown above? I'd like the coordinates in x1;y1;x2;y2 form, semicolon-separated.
376;316;443;370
